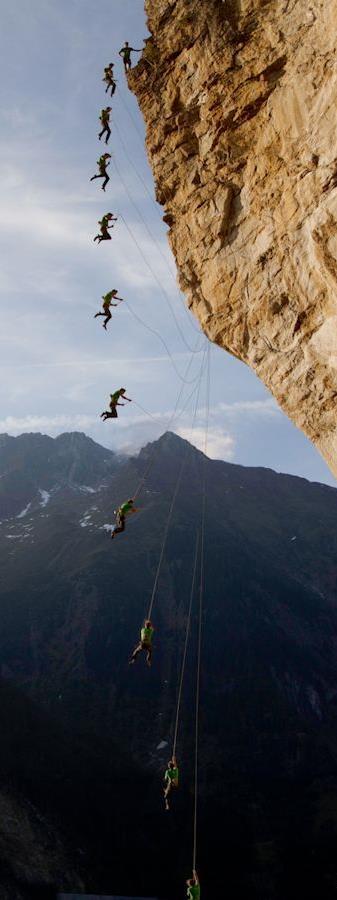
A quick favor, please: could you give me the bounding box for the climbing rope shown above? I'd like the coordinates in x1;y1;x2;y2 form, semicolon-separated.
113;116;203;336
114;116;163;216
192;343;211;872
124;299;205;384
172;530;200;759
116;87;146;144
133;343;208;500
145;347;207;621
117;200;203;356
132;363;207;427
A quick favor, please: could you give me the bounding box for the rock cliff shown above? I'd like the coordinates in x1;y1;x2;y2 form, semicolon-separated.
129;0;337;478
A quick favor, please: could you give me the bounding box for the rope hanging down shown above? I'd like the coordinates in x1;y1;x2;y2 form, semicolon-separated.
133;343;208;500
113;115;203;337
172;530;200;760
114;158;202;356
124;300;205;384
146;355;205;621
193;342;211;874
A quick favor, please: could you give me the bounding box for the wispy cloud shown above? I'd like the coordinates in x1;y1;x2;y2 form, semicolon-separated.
217;399;279;416
175;426;235;460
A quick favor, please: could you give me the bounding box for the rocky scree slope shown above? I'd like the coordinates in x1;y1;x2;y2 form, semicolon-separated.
130;0;337;478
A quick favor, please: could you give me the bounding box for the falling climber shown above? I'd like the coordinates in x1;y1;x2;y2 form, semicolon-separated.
111;498;138;540
100;387;132;420
98;106;112;144
94;289;124;329
119;41;142;73
103;63;116;97
93;213;117;243
164;756;179;811
186;871;200;900
129;619;154;667
90;153;111;191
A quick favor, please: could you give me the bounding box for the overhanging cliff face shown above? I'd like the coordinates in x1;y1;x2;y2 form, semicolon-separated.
129;0;337;478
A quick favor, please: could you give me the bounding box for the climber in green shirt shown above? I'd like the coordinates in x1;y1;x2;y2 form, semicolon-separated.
93;212;117;244
111;497;138;540
90;153;111;191
119;41;142;72
103;63;116;97
98;106;112;144
186;871;200;900
94;289;124;329
129;619;154;666
100;387;132;421
164;755;179;810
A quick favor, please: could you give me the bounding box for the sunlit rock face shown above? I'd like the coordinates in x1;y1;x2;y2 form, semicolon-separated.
130;0;337;478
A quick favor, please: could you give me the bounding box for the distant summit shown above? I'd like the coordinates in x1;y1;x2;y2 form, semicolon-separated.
0;430;119;518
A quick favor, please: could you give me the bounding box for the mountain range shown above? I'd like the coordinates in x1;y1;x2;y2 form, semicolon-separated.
1;430;337;899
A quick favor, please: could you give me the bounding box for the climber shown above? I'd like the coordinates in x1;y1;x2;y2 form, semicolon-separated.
98;106;112;144
129;619;154;667
111;497;138;539
103;63;116;96
164;756;179;811
186;872;200;900
100;387;132;421
93;213;117;243
90;153;111;191
119;41;142;72
94;289;124;329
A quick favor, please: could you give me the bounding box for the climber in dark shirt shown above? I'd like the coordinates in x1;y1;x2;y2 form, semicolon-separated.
103;63;116;97
93;213;117;243
119;41;142;72
98;106;112;144
90;153;111;191
164;756;179;810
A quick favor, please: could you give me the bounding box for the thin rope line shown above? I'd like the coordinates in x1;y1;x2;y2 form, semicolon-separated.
133;344;207;500
113;118;162;216
147;449;188;621
172;530;200;759
193;343;211;873
146;351;207;620
117;88;146;143
113;119;203;336
117;203;201;355
124;301;204;383
114;122;200;334
132;365;206;427
113;153;173;277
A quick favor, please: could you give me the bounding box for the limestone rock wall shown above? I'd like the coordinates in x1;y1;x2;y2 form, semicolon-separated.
129;0;337;478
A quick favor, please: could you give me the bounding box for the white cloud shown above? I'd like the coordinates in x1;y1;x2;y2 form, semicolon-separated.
175;426;235;461
217;399;279;416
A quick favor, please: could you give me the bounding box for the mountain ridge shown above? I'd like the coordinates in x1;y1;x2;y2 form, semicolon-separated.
1;430;337;897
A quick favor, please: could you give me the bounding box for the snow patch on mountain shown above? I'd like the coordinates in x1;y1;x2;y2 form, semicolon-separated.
17;502;31;519
79;513;92;528
39;489;50;507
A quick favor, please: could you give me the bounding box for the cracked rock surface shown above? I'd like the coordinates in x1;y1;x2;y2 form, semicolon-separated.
130;0;337;478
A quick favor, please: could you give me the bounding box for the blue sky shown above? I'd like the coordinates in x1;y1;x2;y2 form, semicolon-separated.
0;0;335;486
